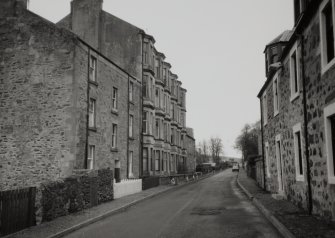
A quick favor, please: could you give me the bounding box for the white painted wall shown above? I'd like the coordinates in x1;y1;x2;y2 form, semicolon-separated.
113;179;142;199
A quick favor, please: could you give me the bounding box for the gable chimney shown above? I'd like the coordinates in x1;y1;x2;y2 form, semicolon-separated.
0;0;28;17
71;0;103;49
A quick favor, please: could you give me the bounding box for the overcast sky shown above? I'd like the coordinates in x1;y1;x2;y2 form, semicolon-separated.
29;0;293;158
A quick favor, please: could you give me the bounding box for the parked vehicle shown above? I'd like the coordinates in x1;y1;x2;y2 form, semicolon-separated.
232;164;239;172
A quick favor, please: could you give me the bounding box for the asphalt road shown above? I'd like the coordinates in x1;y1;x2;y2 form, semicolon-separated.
65;170;282;238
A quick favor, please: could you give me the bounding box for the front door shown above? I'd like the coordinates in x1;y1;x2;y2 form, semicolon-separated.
276;136;284;193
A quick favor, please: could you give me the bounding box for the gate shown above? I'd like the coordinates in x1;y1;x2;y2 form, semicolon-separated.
0;187;36;236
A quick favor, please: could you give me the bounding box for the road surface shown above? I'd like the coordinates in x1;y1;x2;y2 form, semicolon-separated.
65;170;282;238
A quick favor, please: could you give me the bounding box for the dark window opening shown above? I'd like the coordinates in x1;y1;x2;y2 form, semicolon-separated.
324;2;335;63
331;115;335;175
297;131;303;175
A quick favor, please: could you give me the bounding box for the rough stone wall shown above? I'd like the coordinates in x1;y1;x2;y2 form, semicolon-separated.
262;45;308;210
0;9;79;190
303;13;335;219
0;4;142;191
262;9;335;219
128;78;142;178
85;51;141;179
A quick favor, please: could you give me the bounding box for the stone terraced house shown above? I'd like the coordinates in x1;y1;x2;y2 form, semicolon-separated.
258;0;335;220
0;0;196;191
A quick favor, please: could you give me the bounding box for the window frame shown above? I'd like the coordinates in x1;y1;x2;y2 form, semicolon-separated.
143;148;148;172
87;145;95;170
129;115;133;138
273;75;280;116
293;123;305;181
289;42;300;102
89;98;96;128
143;111;148;134
89;55;97;82
112;87;118;111
275;134;284;193
324;102;335;184
112;123;117;149
320;0;335;75
128;151;133;178
262;92;268;126
265;142;270;178
129;81;134;102
155;150;160;171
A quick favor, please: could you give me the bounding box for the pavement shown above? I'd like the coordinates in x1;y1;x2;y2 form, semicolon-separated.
5;172;214;238
237;169;335;238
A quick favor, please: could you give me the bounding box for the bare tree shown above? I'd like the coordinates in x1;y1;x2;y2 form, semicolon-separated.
196;140;211;164
234;122;260;164
209;137;224;164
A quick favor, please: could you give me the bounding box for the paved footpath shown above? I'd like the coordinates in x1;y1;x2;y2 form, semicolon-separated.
6;174;213;238
237;169;335;238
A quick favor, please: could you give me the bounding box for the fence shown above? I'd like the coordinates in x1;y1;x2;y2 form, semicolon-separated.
0;187;36;236
113;179;142;199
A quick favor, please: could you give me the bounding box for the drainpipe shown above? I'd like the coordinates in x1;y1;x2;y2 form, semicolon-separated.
127;75;130;178
140;33;144;177
84;48;91;169
299;34;313;215
260;97;267;191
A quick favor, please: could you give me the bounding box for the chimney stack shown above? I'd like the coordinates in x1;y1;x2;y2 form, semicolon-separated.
70;0;103;49
0;0;28;17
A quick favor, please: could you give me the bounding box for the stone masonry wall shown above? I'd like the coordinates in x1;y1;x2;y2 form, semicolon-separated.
262;43;308;210
303;12;335;219
262;9;335;219
0;9;79;190
80;44;141;180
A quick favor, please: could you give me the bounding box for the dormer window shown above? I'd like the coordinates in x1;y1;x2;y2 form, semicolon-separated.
270;46;278;64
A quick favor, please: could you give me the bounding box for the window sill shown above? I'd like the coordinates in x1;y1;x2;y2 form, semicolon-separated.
129;137;135;140
129;100;134;105
328;176;335;185
274;110;279;117
321;57;335;76
88;127;97;132
111;148;118;152
263;121;267;127
290;93;299;103
111;109;118;116
89;80;98;87
296;175;304;182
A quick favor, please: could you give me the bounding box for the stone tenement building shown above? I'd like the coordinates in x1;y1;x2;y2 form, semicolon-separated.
0;0;142;190
57;0;195;176
258;0;335;220
0;0;195;190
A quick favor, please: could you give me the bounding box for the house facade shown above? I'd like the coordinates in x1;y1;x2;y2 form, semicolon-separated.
0;0;196;191
0;0;141;190
258;0;335;220
57;0;194;177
